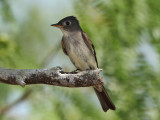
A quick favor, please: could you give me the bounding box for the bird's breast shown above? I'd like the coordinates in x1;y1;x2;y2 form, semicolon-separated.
63;32;97;70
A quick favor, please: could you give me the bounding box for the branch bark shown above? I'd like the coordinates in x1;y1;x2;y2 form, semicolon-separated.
0;66;103;87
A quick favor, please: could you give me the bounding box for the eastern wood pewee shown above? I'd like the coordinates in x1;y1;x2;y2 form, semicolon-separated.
51;16;116;112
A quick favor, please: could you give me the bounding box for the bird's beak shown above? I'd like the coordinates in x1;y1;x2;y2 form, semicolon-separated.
51;23;63;28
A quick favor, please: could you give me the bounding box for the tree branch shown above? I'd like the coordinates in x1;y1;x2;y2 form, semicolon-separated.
0;66;103;87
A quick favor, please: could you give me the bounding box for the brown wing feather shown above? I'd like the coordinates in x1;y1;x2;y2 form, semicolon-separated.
81;32;98;68
61;37;68;55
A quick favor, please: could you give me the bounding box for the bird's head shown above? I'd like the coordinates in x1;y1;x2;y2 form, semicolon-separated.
51;16;81;32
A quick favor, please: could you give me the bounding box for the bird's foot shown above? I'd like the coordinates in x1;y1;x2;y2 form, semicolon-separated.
70;69;79;74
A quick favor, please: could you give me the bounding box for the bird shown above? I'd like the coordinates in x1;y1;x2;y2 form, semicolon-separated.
51;16;116;112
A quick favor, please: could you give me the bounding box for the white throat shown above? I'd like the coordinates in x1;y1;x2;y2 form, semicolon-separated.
60;29;78;37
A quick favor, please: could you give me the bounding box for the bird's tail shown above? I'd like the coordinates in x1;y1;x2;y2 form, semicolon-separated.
94;85;116;112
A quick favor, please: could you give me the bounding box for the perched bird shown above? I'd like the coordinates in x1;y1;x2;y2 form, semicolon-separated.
51;16;116;112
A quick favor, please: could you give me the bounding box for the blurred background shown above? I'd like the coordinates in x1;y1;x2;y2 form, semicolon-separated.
0;0;160;120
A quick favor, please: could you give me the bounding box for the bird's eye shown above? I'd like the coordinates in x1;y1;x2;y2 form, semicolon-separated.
65;21;71;26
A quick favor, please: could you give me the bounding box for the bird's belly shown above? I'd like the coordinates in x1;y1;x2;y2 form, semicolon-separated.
67;42;97;70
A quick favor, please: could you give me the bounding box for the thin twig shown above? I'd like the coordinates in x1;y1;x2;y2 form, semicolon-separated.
0;89;32;115
40;43;61;67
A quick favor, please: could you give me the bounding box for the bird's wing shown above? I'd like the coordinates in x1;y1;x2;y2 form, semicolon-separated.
81;32;98;68
61;37;68;55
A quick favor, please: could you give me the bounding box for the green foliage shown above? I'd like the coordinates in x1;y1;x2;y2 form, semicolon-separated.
74;0;160;119
0;0;160;120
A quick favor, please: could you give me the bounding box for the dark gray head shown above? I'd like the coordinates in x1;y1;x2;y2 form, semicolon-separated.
51;16;82;32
